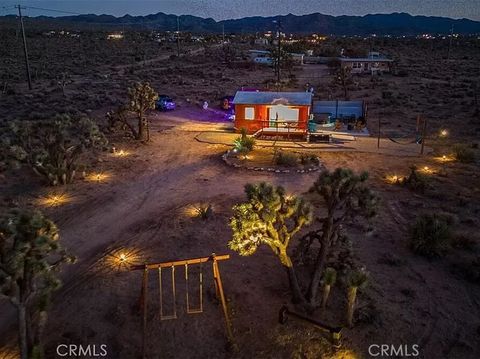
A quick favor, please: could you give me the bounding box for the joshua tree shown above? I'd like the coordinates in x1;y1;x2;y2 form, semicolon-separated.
301;168;377;306
321;267;337;310
345;268;368;328
229;183;313;303
2;114;106;185
126;82;159;142
333;66;352;100
229;169;377;310
0;209;75;359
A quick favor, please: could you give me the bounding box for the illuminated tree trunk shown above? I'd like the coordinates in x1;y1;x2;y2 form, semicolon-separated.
346;286;358;328
321;284;331;310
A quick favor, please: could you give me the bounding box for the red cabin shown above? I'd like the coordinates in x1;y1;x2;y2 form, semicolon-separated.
233;91;313;137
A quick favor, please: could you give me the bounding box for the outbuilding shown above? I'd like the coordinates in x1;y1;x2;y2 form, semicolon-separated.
233;91;313;136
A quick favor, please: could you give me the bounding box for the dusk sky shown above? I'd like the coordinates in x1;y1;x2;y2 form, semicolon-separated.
2;0;480;21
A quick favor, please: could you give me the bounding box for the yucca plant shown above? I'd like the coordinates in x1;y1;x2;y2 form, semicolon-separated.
195;204;213;220
321;267;337;310
233;128;255;158
345;268;368;328
410;214;451;257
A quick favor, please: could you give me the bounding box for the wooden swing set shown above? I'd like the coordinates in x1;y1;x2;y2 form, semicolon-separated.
131;253;233;358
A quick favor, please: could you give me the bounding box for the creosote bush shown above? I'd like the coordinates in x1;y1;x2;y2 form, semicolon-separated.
274;150;298;167
401;165;429;193
453;144;476;163
410;214;452;257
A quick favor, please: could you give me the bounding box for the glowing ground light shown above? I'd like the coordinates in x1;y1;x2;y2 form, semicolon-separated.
386;174;404;184
439;129;448;137
86;172;111;183
38;193;71;207
113;150;130;157
105;248;143;271
435;155;454;162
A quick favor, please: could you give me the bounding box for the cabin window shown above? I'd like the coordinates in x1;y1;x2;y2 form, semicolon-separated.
245;107;255;120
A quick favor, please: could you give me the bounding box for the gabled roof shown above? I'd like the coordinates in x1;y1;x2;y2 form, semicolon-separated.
233;91;312;106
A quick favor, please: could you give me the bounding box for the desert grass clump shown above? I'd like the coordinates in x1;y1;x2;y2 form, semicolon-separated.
274;150;298;167
194;204;213;220
453;144;476;163
410;214;451;257
299;153;320;166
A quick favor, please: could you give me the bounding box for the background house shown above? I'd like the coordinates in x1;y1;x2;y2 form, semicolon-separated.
339;52;393;74
233;91;312;135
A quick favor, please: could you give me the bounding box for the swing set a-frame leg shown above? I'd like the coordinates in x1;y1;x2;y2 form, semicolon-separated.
141;266;148;359
212;253;234;346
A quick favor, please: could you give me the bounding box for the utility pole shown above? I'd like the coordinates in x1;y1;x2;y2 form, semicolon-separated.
17;5;32;90
176;16;180;57
447;24;454;60
274;20;282;85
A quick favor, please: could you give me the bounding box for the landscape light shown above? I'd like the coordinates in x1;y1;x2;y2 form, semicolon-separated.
86;172;110;183
105;248;143;270
113;150;130;157
38;193;70;207
385;174;403;184
439;129;448;137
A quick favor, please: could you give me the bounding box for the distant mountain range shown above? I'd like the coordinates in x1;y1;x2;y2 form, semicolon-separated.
3;12;480;35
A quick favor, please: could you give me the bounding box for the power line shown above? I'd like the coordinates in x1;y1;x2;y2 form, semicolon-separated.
22;6;83;16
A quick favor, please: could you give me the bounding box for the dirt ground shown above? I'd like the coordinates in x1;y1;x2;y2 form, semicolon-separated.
1;34;480;359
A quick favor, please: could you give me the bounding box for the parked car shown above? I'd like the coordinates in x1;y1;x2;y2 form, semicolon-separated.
156;95;176;111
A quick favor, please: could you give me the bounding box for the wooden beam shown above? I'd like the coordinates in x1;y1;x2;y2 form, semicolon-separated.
212;254;234;345
130;254;230;271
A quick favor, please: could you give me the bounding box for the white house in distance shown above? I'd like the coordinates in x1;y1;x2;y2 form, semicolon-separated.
339;52;393;74
248;50;304;65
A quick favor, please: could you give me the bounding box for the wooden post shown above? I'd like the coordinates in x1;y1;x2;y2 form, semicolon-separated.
421;117;427;155
212;253;234;345
142;267;148;359
377;117;381;149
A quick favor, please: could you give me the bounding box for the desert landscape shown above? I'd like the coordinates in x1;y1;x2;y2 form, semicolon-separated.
0;9;480;359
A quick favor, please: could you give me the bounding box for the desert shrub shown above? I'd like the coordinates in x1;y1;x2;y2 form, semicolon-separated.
453;144;476;163
299;153;320;166
451;232;478;250
452;258;480;284
410;214;452;257
233;128;255;156
274;151;298;167
401;166;429;193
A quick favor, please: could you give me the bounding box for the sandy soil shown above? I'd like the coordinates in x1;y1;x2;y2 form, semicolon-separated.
1;35;480;359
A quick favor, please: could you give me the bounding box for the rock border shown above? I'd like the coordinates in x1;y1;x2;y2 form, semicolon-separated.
221;150;324;174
